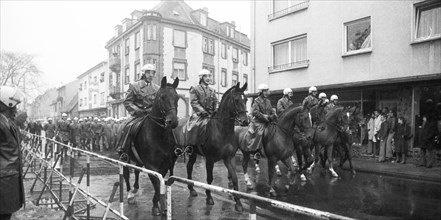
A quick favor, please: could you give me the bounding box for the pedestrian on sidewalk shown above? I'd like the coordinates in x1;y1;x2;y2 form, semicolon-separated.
0;86;25;220
373;109;382;157
418;114;438;168
367;113;375;155
377;114;388;162
386;110;397;160
393;117;412;164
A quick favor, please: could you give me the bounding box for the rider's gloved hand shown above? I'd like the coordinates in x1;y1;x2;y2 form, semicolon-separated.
201;111;209;117
270;114;277;121
262;114;270;122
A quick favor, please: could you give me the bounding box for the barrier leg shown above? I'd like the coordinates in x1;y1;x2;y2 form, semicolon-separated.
63;168;86;220
249;199;256;220
36;155;61;205
167;185;172;220
68;147;74;216
86;154;90;220
119;164;124;219
102;182;119;220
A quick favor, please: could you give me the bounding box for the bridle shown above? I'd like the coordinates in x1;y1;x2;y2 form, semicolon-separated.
147;87;177;129
210;91;247;124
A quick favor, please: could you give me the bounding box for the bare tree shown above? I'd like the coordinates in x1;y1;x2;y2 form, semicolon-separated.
0;51;44;101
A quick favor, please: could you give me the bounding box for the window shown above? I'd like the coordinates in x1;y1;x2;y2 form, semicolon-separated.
344;17;371;54
134;63;141;81
100;92;105;105
173;62;187;80
270;0;309;20
271;34;308;71
221;43;227;59
173;30;186;48
243;74;248;89
200;13;207;26
109;73;113;86
226;26;235;38
203;37;214;55
100;72;105;83
202;66;215;84
415;2;441;41
124;67;130;84
79;98;82;107
116;72;121;86
135;31;140;49
232;71;238;86
232;48;238;62
94;76;97;84
147;24;157;41
125;38;130;55
79;83;83;91
243;52;248;66
84;81;87;89
221;68;227;87
93;94;97;104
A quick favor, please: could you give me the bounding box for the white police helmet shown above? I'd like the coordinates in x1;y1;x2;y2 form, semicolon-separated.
330;95;338;101
308;86;317;93
319;92;327;99
141;64;156;72
62;113;68;117
283;88;292;95
67;117;72;121
73;117;79;121
48;117;53;121
258;84;269;91
0;85;24;108
198;69;211;78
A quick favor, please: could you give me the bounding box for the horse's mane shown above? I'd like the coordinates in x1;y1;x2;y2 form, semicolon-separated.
218;86;237;108
325;106;345;121
277;104;302;121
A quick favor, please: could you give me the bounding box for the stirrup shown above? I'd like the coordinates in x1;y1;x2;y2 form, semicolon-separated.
119;153;129;162
174;148;184;157
253;152;261;160
185;146;194;155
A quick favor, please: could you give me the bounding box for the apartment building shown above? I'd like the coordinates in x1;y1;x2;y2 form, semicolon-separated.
105;0;251;119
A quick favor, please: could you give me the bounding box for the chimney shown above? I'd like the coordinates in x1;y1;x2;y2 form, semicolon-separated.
202;7;208;13
131;10;143;20
231;21;236;27
114;25;122;37
122;18;133;32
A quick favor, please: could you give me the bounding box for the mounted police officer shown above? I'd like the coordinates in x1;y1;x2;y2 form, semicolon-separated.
327;95;339;110
190;69;218;118
0;85;25;219
318;92;328;107
116;64;160;161
302;86;319;109
277;88;293;115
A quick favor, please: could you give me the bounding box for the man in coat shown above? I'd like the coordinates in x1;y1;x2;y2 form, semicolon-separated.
56;113;71;156
277;88;294;115
116;64;159;161
70;117;82;156
0;85;25;219
302;86;319;110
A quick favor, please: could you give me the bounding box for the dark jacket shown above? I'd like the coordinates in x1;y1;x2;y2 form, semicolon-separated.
70;122;82;138
387;116;397;134
252;96;276;124
56;119;71;142
421;119;438;149
124;80;160;117
377;120;389;141
395;122;411;153
277;96;293;115
43;123;56;139
190;84;218;114
0;113;25;214
302;94;318;110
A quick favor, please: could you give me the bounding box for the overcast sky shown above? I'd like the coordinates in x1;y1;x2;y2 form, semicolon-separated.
1;0;251;91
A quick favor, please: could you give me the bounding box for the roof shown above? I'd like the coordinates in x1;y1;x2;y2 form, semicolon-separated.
77;61;107;79
62;93;78;113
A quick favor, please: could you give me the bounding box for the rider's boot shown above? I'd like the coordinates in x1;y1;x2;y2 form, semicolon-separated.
275;165;282;176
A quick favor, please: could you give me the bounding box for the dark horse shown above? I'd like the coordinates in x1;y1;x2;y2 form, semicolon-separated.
234;104;312;196
309;106;350;177
122;77;180;216
175;82;249;212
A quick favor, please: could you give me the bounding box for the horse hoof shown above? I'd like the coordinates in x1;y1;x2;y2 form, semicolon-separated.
269;189;277;197
235;203;243;212
300;174;307;182
151;207;161;216
246;184;254;190
189;189;198;197
132;188;138;194
162;209;167;216
128;197;136;204
206;197;215;205
276;170;282;176
285;185;290;191
331;172;339;178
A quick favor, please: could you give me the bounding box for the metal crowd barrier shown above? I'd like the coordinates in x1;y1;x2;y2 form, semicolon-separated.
21;131;166;220
22;131;353;220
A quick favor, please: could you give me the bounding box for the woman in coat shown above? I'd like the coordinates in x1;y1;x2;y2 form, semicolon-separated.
394;117;411;164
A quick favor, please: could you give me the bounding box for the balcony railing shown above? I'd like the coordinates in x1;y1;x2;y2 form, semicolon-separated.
268;60;309;73
268;0;309;21
109;85;122;99
109;55;121;73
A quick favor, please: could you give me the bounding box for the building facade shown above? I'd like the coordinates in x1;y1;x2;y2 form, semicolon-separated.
51;80;80;119
28;88;57;120
77;61;109;118
105;0;251;119
252;0;441;146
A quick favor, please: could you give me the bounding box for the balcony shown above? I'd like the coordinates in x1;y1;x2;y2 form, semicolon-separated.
268;0;309;21
109;55;121;73
109;85;122;99
268;60;309;73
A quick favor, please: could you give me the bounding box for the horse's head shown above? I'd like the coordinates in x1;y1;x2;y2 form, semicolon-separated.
219;82;249;126
327;107;350;131
153;77;180;129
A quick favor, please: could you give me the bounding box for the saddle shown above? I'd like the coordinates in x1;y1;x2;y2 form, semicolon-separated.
175;114;210;146
115;116;147;160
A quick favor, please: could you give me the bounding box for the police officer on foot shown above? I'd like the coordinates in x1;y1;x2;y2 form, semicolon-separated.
117;64;160;161
0;86;25;220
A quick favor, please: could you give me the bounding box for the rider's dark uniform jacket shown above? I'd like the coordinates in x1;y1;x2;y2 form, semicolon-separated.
302;94;318;109
124;80;159;117
277;96;293;115
252;96;276;124
190;84;218;115
0;112;25;214
56;119;71;142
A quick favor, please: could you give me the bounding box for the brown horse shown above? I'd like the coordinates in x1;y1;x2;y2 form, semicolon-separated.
175;83;249;212
309;106;350;178
122;77;180;216
234;104;312;197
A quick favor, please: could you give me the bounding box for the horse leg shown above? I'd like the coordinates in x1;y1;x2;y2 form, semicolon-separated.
169;152;178;177
205;159;215;206
124;166;137;204
133;168;140;193
242;151;253;189
344;142;356;175
282;156;297;186
224;158;243;212
148;174;161;216
186;148;198;197
327;144;338;178
295;144;307;182
267;157;277;197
